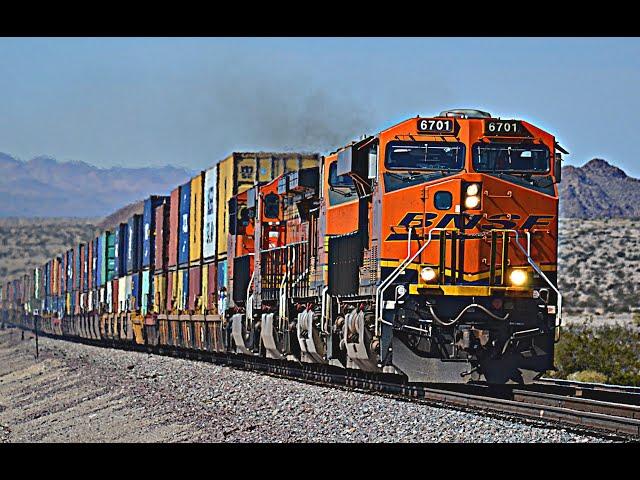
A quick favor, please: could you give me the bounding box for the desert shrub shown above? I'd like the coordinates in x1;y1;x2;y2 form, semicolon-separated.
554;324;640;386
567;370;608;383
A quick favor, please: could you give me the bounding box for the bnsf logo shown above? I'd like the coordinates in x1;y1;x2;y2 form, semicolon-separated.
386;212;554;241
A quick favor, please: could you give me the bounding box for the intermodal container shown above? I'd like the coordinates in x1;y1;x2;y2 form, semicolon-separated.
125;275;132;310
154;203;169;272
156;273;166;314
178;181;191;266
106;231;115;282
96;234;103;287
114;223;127;278
74;244;81;291
203;164;218;261
131;272;141;311
67;248;74;293
112;279;119;314
126;214;143;274
141;270;151;315
84;240;93;292
79;243;85;292
142;195;167;269
168;187;180;268
207;262;216;313
106;281;112;313
189;172;204;264
91;238;98;289
118;277;127;312
217;259;227;309
188;265;201;312
166;270;175;312
177;268;189;311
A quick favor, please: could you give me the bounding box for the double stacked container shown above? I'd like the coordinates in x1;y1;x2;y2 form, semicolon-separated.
141;196;168;316
153;198;170;314
126;214;143;312
158;153;319;319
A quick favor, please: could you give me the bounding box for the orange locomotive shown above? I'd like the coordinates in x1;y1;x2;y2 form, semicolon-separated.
226;109;564;384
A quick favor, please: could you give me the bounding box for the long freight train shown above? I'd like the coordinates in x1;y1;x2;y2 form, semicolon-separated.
0;110;566;384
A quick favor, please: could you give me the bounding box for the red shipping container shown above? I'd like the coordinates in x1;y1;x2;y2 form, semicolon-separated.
80;244;85;293
168;187;180;268
188;265;201;311
112;279;119;314
154;203;167;271
88;239;93;292
206;262;217;312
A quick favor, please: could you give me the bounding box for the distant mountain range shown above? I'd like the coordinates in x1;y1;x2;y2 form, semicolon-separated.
559;158;640;218
0;152;194;217
0;152;637;220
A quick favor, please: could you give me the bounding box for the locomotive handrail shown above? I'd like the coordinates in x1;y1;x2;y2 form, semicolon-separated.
504;228;563;330
245;270;255;330
374;228;562;336
374;228;446;336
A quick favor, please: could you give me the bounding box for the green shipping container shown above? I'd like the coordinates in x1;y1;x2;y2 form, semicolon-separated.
106;231;116;282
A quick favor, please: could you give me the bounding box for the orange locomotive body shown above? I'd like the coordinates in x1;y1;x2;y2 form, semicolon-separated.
226;109;564;384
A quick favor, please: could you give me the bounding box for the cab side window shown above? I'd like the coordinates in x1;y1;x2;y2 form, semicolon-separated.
328;162;356;206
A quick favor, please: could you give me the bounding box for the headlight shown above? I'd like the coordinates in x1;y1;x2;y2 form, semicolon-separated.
466;183;480;196
395;284;407;298
420;266;437;282
509;269;528;286
464;195;480;209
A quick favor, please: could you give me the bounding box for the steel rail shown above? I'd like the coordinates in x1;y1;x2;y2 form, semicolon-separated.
5;323;638;440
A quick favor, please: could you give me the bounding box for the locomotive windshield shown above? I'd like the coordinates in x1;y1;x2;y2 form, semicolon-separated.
385;141;465;171
472;143;550;173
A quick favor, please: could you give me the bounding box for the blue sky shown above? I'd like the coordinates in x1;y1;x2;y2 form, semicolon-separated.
0;37;639;176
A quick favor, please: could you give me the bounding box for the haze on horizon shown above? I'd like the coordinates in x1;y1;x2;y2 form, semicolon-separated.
1;37;639;177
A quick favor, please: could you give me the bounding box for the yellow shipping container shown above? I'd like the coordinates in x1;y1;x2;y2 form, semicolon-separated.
153;273;166;314
189;171;205;264
177;270;184;311
201;265;208;315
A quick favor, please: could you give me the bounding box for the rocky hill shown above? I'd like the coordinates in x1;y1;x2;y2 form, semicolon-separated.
0;152;193;218
560;159;640;218
96;201;144;232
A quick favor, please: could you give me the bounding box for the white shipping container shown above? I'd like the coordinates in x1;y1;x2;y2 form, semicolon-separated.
203;164;218;260
118;277;127;312
106;283;112;313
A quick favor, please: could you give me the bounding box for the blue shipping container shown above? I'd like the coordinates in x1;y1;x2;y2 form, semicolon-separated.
142;196;167;269
96;234;103;287
83;242;88;292
114;223;127;279
181;268;189;310
92;238;98;288
73;245;80;291
178;182;191;266
66;249;73;291
126;214;143;274
131;272;141;311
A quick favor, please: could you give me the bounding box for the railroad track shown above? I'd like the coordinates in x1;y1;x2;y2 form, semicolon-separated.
7;324;640;440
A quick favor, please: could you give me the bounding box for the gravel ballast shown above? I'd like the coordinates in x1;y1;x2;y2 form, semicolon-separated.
0;328;614;443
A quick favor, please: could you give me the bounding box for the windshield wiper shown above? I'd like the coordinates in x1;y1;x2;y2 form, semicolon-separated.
329;185;355;197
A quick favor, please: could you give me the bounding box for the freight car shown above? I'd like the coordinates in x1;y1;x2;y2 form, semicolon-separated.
2;111;565;384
